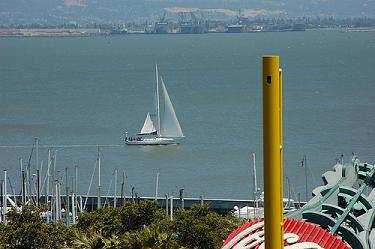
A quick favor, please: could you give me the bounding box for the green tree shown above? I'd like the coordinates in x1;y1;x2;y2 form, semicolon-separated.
118;201;165;233
67;228;121;249
120;223;179;249
77;207;122;237
173;204;242;249
0;201;242;249
76;201;166;238
0;205;70;249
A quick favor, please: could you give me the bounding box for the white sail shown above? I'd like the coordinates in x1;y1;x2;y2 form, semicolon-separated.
126;65;184;145
155;64;161;134
159;77;184;138
138;112;157;135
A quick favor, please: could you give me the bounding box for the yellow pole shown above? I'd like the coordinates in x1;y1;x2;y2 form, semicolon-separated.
263;56;284;249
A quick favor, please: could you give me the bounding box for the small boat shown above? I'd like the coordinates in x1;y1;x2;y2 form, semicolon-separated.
230;154;297;219
125;64;184;145
231;198;296;220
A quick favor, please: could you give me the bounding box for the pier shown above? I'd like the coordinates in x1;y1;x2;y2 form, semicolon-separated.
1;195;305;215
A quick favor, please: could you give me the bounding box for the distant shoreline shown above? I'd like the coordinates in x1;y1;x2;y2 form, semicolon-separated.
0;28;104;37
0;27;375;37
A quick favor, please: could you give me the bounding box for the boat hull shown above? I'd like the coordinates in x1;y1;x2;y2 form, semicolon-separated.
126;137;181;145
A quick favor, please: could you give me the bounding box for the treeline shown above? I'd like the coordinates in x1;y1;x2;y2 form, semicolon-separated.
0;201;243;249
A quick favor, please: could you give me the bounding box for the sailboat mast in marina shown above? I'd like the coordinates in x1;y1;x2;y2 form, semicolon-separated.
125;64;184;145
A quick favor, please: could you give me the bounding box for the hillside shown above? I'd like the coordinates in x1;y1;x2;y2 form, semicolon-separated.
0;0;374;25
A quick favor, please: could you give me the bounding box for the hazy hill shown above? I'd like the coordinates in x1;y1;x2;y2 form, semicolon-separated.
1;0;374;25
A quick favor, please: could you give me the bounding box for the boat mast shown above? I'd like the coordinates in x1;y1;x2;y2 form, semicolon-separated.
252;153;258;217
3;170;7;224
114;169;117;208
97;146;101;209
286;176;291;209
75;165;79;212
156;64;161;136
65;167;70;226
46;151;50;222
155;172;159;201
20;158;25;206
302;155;308;202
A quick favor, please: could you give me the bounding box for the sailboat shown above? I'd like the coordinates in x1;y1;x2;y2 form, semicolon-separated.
125;64;184;145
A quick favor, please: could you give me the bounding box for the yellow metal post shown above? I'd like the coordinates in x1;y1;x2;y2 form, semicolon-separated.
263;56;284;249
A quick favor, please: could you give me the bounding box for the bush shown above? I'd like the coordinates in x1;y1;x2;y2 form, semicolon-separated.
174;204;242;249
76;201;165;237
0;201;242;249
0;205;71;249
120;223;179;249
76;207;122;237
119;201;165;233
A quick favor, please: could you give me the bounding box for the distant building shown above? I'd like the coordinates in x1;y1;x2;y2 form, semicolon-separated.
110;24;128;35
291;23;306;31
154;22;169;34
178;12;208;34
227;24;244;33
179;21;208;34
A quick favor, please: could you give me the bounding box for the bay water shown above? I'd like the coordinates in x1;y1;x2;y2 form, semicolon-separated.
0;30;375;200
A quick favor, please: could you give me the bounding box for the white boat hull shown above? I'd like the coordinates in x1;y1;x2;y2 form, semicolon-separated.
126;137;181;145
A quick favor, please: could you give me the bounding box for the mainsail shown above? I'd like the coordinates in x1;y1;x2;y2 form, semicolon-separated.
138;112;157;135
159;77;184;138
129;64;184;145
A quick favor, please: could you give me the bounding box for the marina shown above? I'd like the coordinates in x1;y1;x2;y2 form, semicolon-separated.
0;140;303;220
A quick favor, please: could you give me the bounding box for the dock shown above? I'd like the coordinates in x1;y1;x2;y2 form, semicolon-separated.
1;195;305;215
